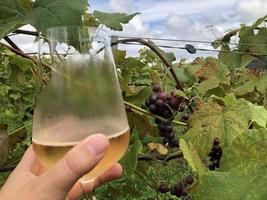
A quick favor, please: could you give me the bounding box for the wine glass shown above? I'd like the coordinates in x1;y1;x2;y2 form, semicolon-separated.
32;26;129;185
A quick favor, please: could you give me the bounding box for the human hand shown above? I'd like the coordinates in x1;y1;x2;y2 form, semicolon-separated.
0;134;122;200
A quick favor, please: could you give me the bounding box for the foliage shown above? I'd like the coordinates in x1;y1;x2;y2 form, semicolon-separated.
0;2;267;200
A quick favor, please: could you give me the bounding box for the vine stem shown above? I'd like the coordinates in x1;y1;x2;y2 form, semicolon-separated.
0;42;51;70
138;151;183;162
124;101;186;126
8;123;32;136
111;38;184;91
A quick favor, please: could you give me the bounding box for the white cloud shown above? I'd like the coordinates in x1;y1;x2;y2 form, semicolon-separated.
141;0;235;22
235;0;267;19
165;14;192;30
109;0;133;12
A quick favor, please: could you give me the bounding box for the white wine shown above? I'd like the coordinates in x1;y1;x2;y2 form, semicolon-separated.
32;128;130;182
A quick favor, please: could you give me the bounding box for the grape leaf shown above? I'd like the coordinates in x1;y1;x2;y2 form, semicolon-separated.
0;0;25;39
235;73;267;96
93;11;139;31
195;171;267;200
20;0;32;12
246;102;267;128
221;128;267;175
184;101;250;158
149;70;161;85
127;112;158;138
194;61;230;95
179;139;206;176
195;129;267;200
120;139;142;176
125;87;152;107
0;0;88;39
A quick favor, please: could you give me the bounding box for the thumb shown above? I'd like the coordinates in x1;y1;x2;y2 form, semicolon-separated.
40;134;109;194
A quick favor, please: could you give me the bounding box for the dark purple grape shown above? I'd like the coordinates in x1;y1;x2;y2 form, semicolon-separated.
165;125;173;133
214;160;220;168
181;113;189;122
163;137;169;145
209;163;216;170
166;132;175;140
212;146;222;153
181;189;187;197
178;103;186;112
156;184;169;193
156;99;164;108
184;176;194;185
145;99;150;107
167;94;172;101
125;106;132;112
149;104;157;112
169;138;179;148
158;123;165;131
169;97;179;110
150;94;157;104
163;109;172;118
26;107;34;115
170;188;177;196
213;137;220;146
159;131;166;137
157;92;167;101
153;84;161;93
172;185;183;197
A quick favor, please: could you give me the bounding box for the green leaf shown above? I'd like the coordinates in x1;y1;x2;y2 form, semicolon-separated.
93;11;139;31
218;46;242;69
235;73;267;96
194;62;230;95
149;70;161;85
221;128;267;175
184;101;250;158
0;0;88;39
195;171;267;200
121;139;142;176
252;15;267;28
20;0;33;12
127;112;158;138
125;87;152;107
211;93;237;106
179;139;206;176
113;49;127;66
0;1;25;38
196;129;267;200
170;67;190;83
246;102;267;127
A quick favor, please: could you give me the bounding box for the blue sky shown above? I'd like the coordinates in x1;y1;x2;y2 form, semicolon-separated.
6;0;267;60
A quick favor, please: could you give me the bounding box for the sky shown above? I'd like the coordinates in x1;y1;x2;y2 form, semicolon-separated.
4;0;267;60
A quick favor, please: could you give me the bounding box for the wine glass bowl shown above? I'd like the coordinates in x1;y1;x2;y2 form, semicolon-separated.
32;26;129;183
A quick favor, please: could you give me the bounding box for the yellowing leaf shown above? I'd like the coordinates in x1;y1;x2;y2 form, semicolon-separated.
194;62;230;95
246;101;267;127
179;139;206;176
148;143;168;155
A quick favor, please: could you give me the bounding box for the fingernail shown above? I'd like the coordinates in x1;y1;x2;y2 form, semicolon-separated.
86;134;109;157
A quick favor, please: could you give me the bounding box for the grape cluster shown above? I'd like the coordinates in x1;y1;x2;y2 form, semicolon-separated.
157;121;179;148
145;84;186;148
145;84;185;119
208;138;223;170
156;176;194;199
